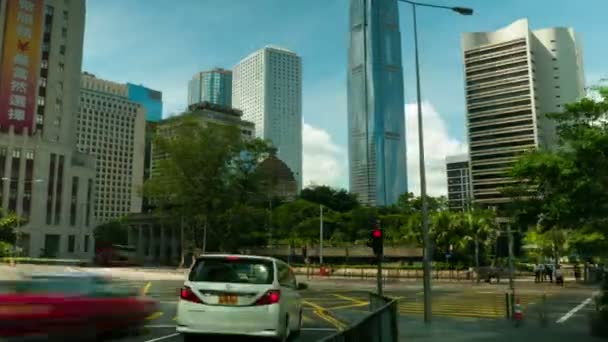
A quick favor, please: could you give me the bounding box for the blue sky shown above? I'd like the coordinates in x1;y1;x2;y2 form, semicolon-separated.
83;0;607;194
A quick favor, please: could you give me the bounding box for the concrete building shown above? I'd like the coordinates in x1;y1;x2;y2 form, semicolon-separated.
445;154;472;211
232;46;302;190
151;102;254;178
462;19;585;210
347;0;407;206
0;0;96;258
188;68;232;107
77;72;146;223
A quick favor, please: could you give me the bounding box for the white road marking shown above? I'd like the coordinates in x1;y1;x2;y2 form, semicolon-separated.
556;293;598;324
144;332;179;342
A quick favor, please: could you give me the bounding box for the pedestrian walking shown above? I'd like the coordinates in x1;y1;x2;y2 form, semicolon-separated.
574;263;581;282
539;264;545;282
555;265;564;286
534;264;541;283
546;264;553;283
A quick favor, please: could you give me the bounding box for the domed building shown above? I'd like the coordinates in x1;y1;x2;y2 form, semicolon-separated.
256;149;298;201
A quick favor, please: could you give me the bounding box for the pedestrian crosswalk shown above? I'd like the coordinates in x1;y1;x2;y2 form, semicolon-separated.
396;292;541;319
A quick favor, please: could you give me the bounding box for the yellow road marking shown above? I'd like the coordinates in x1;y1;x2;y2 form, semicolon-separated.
146;311;163;321
332;293;368;305
328;302;369;310
303;300;347;330
141;282;152;296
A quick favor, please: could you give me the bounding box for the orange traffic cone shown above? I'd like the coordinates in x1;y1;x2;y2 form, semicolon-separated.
513;299;524;321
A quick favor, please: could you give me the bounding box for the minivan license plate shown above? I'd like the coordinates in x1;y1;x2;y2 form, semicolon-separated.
219;294;237;305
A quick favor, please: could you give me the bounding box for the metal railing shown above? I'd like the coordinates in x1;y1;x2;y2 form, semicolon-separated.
320;293;399;342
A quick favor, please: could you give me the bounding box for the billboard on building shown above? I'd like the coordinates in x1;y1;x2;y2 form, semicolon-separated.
0;0;44;134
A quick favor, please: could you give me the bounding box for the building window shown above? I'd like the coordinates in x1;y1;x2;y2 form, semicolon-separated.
84;235;89;253
68;235;75;253
61;27;67;38
59;45;66;55
46;154;56;225
69;176;78;226
58;63;64;72
54;155;65;225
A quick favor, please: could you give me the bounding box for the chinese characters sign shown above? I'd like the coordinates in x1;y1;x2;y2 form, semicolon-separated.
0;0;44;134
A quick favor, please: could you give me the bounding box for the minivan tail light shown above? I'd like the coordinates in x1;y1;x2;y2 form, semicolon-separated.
180;286;202;304
255;290;281;305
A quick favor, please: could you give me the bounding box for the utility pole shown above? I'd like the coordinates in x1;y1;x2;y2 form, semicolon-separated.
319;204;324;265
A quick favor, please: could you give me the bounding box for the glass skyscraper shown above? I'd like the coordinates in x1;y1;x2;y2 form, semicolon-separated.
127;83;163;122
188;68;233;107
347;0;407;206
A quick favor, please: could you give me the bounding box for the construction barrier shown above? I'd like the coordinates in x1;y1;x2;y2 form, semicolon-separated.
320;293;399;342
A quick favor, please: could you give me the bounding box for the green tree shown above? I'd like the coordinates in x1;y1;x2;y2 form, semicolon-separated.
94;220;128;246
144;116;274;258
299;185;359;212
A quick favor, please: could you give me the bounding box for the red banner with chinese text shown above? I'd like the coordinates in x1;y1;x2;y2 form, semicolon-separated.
0;0;44;135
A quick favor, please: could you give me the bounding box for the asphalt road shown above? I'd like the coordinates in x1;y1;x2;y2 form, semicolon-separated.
109;280;349;342
2;265;604;341
109;278;602;341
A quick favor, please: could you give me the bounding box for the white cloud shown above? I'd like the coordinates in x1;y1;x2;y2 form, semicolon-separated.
302;123;347;189
406;102;467;197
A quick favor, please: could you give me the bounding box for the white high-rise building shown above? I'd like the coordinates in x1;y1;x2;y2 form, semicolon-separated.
232;46;302;190
77;72;146;223
462;19;585;210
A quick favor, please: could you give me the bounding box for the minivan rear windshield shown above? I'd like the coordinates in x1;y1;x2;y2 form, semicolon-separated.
189;257;274;284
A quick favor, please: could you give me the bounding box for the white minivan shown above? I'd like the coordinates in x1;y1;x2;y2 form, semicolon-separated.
176;254;305;341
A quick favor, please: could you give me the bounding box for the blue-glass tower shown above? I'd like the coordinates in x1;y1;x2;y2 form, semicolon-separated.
348;0;407;206
127;83;163;122
188;68;232;107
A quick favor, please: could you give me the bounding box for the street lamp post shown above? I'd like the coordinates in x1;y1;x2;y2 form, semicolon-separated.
397;0;473;324
1;177;44;261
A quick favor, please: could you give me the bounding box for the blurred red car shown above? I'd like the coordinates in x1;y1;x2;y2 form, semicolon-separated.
0;273;158;341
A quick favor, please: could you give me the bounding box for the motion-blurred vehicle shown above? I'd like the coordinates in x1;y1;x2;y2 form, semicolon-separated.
176;254;305;342
0;272;158;341
95;243;141;266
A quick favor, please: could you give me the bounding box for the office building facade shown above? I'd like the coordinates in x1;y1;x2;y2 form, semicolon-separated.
462;18;585;210
232;46;302;190
446;154;472;211
0;0;96;258
347;0;407;206
77;73;146;223
188;68;232;107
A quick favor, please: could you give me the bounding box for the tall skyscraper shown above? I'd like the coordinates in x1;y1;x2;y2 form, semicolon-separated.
188;68;232;107
77;72;146;223
462;18;585;210
232;46;302;189
127;83;163;122
347;0;407;206
0;0;96;258
445;154;472;211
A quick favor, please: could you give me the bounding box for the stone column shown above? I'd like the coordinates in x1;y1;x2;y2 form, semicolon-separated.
148;225;155;262
137;225;144;260
160;225;167;264
171;227;179;265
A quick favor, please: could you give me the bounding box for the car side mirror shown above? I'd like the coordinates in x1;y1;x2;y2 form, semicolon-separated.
297;282;308;290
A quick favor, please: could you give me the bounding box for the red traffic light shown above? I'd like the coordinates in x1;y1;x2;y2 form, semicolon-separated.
372;229;382;238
